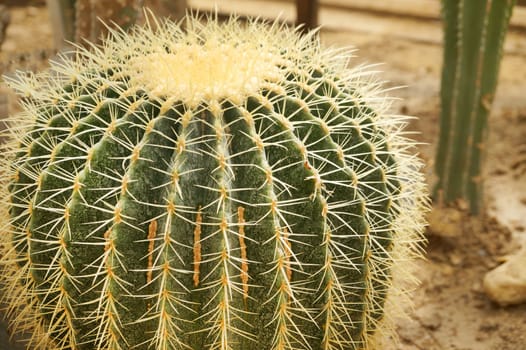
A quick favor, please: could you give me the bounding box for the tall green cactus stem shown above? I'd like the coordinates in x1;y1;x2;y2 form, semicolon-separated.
46;0;76;47
74;0;138;44
435;0;515;214
0;16;427;350
47;0;186;48
47;0;140;47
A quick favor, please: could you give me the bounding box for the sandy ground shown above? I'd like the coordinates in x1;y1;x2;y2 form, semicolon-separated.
1;3;526;350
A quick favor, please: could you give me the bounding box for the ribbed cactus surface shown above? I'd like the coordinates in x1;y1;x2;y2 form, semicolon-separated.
0;16;427;350
435;0;515;213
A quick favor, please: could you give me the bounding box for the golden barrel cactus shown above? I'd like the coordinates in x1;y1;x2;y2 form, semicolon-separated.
0;15;427;350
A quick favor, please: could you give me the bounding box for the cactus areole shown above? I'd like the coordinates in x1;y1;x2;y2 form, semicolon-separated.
0;15;427;350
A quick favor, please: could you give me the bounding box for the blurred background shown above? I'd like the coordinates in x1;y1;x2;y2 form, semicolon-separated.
0;1;525;349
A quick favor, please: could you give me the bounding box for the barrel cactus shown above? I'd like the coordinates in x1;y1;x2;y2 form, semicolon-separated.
0;15;427;350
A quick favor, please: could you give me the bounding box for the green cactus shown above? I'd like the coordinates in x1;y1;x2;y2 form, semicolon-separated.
0;15;427;350
47;0;140;47
435;0;515;214
47;0;186;48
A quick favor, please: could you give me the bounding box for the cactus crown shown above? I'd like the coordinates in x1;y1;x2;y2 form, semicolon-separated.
0;14;427;350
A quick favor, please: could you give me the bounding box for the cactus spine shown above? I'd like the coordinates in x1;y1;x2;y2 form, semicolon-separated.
0;16;427;350
435;0;515;213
